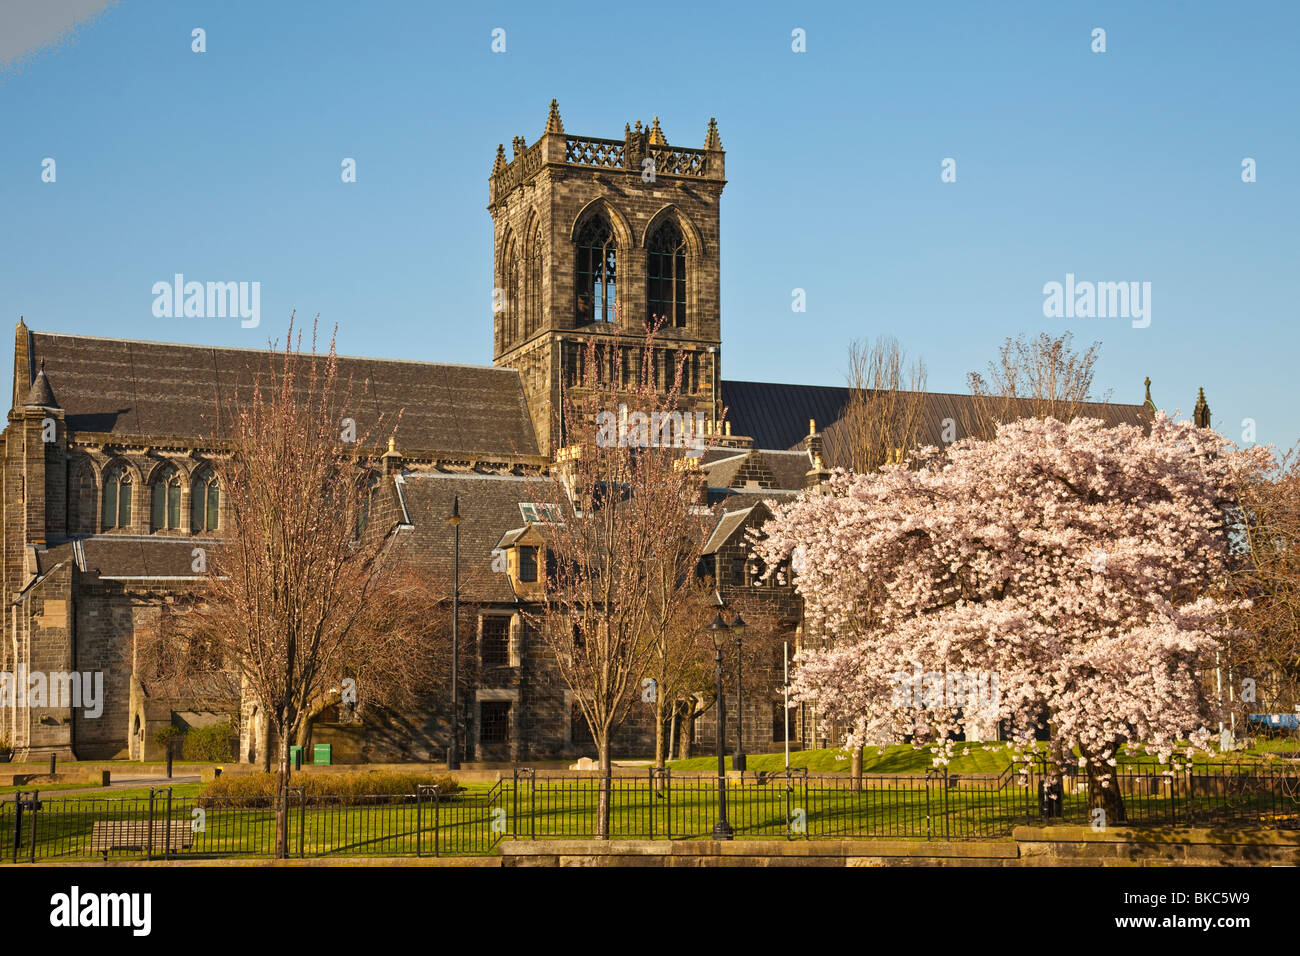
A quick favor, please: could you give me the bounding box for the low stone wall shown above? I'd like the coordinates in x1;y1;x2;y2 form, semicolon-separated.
500;839;1020;867
499;827;1300;867
1013;825;1300;866
0;770;110;787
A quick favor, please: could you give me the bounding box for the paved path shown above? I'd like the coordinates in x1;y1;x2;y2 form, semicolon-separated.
1;774;201;801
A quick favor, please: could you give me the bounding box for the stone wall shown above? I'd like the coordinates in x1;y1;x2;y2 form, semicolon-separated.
498;827;1300;867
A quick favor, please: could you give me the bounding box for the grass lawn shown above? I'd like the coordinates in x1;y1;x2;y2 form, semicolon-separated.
668;740;1297;774
7;766;1294;860
670;744;1030;774
11;779;1025;857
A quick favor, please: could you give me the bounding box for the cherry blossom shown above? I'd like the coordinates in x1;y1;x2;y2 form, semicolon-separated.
753;414;1273;809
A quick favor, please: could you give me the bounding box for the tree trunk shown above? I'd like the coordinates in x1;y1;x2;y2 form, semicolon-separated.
653;693;668;769
677;708;696;759
259;719;271;773
851;746;863;791
275;725;292;859
596;739;612;840
1080;745;1127;825
668;708;678;764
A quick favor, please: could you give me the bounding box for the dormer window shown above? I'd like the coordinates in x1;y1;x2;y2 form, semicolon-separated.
496;526;548;595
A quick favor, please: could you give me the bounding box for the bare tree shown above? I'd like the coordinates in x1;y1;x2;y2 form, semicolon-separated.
965;332;1111;436
647;558;794;764
839;336;928;473
523;323;719;836
1224;445;1300;734
643;573;717;768
288;556;486;751
182;316;424;857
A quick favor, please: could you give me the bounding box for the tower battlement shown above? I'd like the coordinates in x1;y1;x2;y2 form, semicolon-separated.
490;101;725;206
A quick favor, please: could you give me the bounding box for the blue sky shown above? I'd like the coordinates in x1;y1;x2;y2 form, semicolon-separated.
2;0;1297;449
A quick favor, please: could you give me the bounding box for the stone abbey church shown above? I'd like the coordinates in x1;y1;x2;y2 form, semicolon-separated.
2;102;1154;764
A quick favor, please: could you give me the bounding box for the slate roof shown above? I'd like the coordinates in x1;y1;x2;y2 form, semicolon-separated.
31;478;786;589
26;330;540;458
700;447;811;491
392;471;558;603
392;470;790;598
702;506;756;555
700;451;749;488
78;537;215;577
761;449;812;490
23;365;58;408
32;536;218;578
705;487;796;509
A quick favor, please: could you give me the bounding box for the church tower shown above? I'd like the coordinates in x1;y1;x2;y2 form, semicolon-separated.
489;101;727;455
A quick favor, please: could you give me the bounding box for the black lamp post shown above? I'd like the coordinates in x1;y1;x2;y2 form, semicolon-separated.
731;614;747;771
707;611;742;840
447;495;462;771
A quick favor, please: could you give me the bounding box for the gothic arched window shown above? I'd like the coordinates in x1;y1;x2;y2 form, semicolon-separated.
575;215;617;324
525;225;543;338
102;461;132;531
501;234;521;350
647;220;687;328
151;463;182;532
191;466;220;533
69;459;96;535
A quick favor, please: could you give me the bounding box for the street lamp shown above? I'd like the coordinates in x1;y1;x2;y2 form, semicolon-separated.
732;614;747;771
707;612;733;840
447;495;462;771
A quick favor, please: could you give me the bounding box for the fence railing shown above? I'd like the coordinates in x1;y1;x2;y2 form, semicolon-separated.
5;782;506;862
4;762;1296;861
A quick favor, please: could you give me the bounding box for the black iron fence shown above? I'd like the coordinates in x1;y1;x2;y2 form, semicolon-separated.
4;782;504;862
3;761;1296;861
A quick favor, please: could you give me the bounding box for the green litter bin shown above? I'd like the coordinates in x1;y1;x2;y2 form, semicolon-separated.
290;745;303;767
313;744;331;765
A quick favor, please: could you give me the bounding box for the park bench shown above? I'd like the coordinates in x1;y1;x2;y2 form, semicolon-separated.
90;820;194;858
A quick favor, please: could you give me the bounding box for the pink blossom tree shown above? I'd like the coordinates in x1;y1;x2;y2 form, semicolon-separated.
753;414;1273;820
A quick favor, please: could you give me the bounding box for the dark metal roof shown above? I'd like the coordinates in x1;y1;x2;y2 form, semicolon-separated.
722;378;1152;466
721;380;851;451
